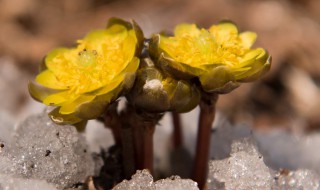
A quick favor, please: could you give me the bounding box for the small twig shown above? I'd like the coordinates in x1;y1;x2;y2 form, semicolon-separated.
192;93;218;190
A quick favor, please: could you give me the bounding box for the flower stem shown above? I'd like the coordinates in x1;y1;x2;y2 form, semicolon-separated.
132;121;143;170
119;105;136;179
120;125;136;179
172;112;183;148
104;102;122;146
132;108;162;174
101;102;135;179
141;121;156;172
192;93;218;190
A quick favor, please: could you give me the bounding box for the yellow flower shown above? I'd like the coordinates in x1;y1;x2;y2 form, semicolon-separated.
127;58;200;113
29;18;144;126
149;21;271;93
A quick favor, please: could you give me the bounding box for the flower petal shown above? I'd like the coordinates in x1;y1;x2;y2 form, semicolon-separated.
170;80;200;112
28;81;62;102
59;94;96;115
199;66;239;93
45;48;69;68
237;54;271;82
48;107;83;125
234;48;270;81
236;48;266;68
150;35;204;78
209;21;238;42
174;24;201;37
120;57;140;93
124;56;140;73
132;20;145;55
43;91;72;106
107;17;133;30
106;17;144;56
121;30;138;66
75;93;114;119
239;32;257;49
91;74;125;96
36;70;68;90
159;52;205;79
87;57;138;96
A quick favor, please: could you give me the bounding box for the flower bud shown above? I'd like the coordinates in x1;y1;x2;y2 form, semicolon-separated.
128;58;200;113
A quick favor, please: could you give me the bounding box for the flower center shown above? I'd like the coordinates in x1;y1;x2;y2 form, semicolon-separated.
78;49;97;67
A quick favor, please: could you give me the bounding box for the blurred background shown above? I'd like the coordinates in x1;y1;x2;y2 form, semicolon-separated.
1;0;320;133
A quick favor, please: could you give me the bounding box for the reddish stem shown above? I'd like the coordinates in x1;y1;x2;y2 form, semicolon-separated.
133;119;143;170
172;112;183;148
192;94;218;190
104;103;122;146
119;104;136;179
129;105;161;174
120;124;136;179
141;121;156;173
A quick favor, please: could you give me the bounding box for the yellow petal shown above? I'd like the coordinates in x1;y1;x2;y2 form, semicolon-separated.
160;53;205;77
232;49;265;78
174;24;201;37
92;75;125;96
217;21;238;33
235;50;271;81
78;30;108;52
107;24;128;36
107;17;132;30
89;57;139;96
75;95;112;120
121;30;138;66
45;48;69;69
59;95;96;114
79;24;128;52
124;56;140;73
239;32;257;49
209;21;238;38
119;57;140;93
28;81;62;102
236;48;265;68
36;70;68;90
82;29;108;42
199;66;239;93
43;91;72;106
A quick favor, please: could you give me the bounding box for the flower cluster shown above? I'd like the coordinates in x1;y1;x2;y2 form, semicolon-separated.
29;18;271;127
